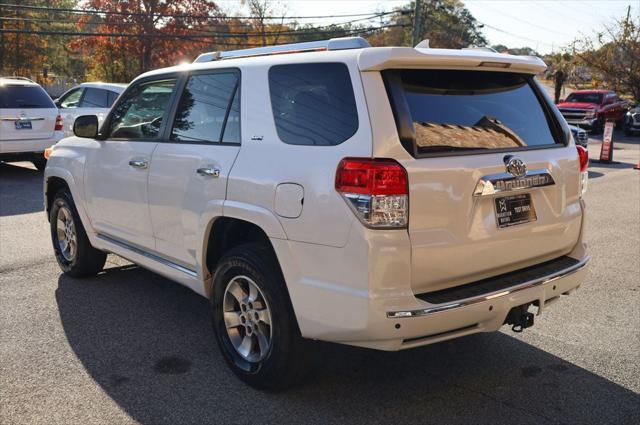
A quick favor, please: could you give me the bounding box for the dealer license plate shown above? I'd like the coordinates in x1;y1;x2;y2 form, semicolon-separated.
15;121;32;130
494;193;536;228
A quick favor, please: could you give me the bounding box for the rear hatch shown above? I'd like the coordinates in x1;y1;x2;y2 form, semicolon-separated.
0;84;58;141
369;67;582;295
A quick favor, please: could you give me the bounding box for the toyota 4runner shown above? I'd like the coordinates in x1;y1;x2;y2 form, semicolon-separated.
44;37;590;390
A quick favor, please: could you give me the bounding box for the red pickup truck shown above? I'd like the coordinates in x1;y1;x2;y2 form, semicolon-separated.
557;89;629;133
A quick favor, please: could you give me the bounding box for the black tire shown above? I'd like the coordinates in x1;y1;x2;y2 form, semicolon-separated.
50;189;107;277
31;157;47;171
211;243;312;390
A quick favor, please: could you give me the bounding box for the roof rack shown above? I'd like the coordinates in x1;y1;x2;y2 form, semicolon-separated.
193;36;371;63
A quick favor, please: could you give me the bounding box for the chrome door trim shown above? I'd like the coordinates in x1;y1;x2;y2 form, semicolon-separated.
473;169;555;197
97;233;198;277
387;256;589;318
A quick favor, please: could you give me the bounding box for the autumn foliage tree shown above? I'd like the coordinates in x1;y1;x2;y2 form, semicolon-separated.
73;0;224;82
573;9;640;101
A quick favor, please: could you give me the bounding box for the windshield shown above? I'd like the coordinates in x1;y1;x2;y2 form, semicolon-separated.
385;70;560;154
0;85;55;108
565;92;603;104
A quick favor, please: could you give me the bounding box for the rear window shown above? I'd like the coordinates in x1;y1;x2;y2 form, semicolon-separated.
384;70;561;155
0;85;55;109
269;63;358;146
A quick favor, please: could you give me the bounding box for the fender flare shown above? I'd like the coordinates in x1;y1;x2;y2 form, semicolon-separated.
196;200;288;281
44;166;95;243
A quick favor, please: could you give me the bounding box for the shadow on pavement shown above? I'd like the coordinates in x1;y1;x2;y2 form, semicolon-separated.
0;162;44;217
56;265;640;424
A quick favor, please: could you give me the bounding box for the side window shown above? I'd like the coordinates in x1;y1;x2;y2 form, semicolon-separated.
80;88;109;108
222;88;240;143
59;88;84;108
268;63;358;146
171;72;239;144
106;91;120;108
108;79;176;139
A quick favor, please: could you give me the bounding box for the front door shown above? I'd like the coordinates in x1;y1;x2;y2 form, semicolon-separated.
84;78;178;250
148;70;241;269
57;87;84;138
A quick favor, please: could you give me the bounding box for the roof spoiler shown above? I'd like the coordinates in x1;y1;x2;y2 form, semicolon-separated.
193;36;371;63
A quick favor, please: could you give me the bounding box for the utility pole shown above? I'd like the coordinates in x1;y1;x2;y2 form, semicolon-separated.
411;0;424;47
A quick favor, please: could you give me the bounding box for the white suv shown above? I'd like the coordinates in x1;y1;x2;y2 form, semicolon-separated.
44;38;590;389
1;77;64;170
55;82;127;138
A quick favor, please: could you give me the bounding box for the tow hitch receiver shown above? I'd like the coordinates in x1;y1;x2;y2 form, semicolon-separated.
505;304;535;333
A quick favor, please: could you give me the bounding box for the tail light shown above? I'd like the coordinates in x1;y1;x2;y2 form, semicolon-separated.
577;145;589;197
335;158;408;228
54;115;63;131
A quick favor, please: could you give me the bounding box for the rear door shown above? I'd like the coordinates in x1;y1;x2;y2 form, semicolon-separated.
148;70;241;269
0;84;57;144
374;69;582;294
84;78;178;250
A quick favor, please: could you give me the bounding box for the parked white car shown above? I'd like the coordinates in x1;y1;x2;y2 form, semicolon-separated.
44;37;590;389
55;82;126;138
1;77;64;170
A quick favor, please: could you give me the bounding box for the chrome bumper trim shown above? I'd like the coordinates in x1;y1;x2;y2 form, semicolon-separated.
387;256;590;318
97;233;198;277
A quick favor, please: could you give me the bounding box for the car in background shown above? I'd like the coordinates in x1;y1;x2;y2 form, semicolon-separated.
557;90;628;133
0;76;64;170
624;104;639;136
55;82;126;137
569;124;588;147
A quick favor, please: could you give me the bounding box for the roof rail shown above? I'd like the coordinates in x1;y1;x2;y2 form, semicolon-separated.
0;76;36;83
193;36;371;63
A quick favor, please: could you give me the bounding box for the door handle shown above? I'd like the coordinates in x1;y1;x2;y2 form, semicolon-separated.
196;167;220;177
129;159;148;169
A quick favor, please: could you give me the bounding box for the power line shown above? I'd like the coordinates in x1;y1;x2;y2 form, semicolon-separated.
479;3;574;37
0;24;404;40
0;3;408;21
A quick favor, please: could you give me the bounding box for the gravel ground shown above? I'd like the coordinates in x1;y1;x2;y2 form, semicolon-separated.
1;130;639;425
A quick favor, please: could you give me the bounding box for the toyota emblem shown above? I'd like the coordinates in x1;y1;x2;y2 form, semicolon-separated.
504;156;527;178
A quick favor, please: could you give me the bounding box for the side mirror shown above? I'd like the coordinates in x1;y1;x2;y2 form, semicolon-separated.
73;115;99;138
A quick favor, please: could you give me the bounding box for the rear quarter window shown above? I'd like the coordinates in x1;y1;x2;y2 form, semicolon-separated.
0;85;55;109
268;63;358;146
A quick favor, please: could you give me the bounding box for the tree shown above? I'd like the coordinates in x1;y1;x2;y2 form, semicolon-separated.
368;0;486;48
0;0;80;81
73;0;223;82
573;8;640;101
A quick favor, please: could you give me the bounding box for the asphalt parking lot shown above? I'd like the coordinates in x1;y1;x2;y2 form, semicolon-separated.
1;131;639;425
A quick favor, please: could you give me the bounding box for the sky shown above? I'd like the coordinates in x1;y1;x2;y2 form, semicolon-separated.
216;0;638;55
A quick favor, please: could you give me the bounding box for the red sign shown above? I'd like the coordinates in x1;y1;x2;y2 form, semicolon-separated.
599;121;615;162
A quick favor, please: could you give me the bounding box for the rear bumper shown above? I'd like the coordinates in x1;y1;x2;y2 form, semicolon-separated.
0;131;64;155
273;230;589;351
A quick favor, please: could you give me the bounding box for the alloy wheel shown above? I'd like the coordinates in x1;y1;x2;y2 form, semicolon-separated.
223;275;273;362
